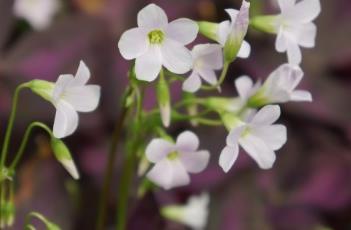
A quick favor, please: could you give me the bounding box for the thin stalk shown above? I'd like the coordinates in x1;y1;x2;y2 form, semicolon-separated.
116;86;144;230
0;83;29;168
201;61;230;90
9;122;52;170
96;87;133;230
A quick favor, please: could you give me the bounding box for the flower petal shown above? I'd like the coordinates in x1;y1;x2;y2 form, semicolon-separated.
64;85;101;112
219;145;239;173
145;138;175;163
291;90;313;102
297;23;317;48
179;150;210;173
278;0;296;12
183;72;202;93
251;105;281;126
147;159;190;190
135;45;162;82
287;39;302;65
288;0;321;23
161;39;192;74
198;69;217;85
217;20;230;46
52;74;74;102
235;75;253;100
252;124;287;150
176;131;199;153
226;126;245;147
275;29;288;52
70;61;91;87
192;44;223;70
166;18;198;45
53;101;79;138
239;135;276;169
137;3;168;29
118;28;148;60
237;40;251;58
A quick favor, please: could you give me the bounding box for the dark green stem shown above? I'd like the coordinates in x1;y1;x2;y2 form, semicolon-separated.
0;83;29;168
96;87;133;230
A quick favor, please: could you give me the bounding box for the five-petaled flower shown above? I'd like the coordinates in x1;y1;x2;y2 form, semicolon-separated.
13;0;61;30
161;193;210;230
219;105;287;172
118;3;198;82
274;0;321;64
146;131;210;190
29;61;101;139
183;44;223;93
235;63;312;107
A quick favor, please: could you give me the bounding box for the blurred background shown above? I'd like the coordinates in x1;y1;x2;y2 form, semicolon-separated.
0;0;351;229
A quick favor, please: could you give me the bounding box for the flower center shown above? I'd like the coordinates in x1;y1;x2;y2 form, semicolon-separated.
167;151;179;161
241;127;251;138
148;30;164;44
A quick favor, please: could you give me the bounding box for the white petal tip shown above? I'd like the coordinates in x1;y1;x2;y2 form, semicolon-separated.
61;159;80;179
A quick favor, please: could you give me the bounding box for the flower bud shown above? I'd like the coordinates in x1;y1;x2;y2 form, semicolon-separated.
157;71;171;127
161;193;210;230
28;80;55;102
197;21;219;41
51;138;79;179
250;15;278;34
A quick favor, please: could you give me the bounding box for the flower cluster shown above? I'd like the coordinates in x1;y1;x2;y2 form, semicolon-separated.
115;1;320;229
2;0;321;229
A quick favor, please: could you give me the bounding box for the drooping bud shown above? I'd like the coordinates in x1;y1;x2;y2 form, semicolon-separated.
51;138;79;179
161;193;210;230
157;70;171;127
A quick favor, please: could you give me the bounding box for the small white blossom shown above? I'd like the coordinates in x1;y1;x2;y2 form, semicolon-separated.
146;131;210;190
13;0;61;30
161;193;210;230
274;0;321;64
30;61;101;138
50;61;101;138
235;63;312;106
217;0;251;59
219;105;287;172
118;4;198;82
183;44;223;92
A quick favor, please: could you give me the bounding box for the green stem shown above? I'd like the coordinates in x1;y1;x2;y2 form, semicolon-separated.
116;86;144;230
201;61;230;90
96;86;133;230
0;83;29;168
9;122;52;170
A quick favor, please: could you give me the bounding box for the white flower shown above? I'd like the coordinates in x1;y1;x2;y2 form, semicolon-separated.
235;63;312;106
30;61;101;138
274;0;321;64
183;44;223;92
50;61;101;138
146;131;210;190
13;0;61;30
217;0;251;59
118;4;198;82
219;105;287;172
161;193;210;230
